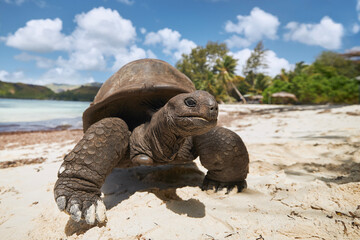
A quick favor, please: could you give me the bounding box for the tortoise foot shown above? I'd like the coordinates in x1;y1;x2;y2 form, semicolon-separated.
201;176;247;193
54;177;106;225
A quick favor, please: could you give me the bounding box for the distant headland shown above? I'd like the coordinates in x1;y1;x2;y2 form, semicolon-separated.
0;81;102;101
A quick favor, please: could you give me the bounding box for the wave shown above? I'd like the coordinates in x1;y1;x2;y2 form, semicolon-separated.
0;117;83;132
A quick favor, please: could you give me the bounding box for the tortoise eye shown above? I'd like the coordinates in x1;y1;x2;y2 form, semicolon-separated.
184;97;197;107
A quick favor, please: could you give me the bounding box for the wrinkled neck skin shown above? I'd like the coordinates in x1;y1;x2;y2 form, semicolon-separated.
130;105;187;163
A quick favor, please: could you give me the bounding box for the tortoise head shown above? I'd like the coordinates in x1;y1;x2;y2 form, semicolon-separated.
165;90;218;137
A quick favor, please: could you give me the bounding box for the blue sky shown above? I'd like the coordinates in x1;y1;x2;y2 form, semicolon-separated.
0;0;359;85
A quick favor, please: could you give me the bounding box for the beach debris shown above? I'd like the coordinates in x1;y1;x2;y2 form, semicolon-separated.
0;157;46;169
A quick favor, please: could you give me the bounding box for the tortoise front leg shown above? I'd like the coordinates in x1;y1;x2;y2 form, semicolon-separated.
54;117;130;225
193;126;249;193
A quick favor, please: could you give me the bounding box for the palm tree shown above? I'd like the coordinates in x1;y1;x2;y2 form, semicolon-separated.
214;55;247;103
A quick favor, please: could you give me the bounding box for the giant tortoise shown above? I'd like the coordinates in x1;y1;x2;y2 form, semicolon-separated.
54;59;249;225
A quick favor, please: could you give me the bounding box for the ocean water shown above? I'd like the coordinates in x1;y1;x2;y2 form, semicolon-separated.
0;98;91;132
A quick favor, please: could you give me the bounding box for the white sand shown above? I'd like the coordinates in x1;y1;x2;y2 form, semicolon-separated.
0;104;360;239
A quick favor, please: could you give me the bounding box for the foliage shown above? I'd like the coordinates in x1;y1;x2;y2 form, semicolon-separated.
0;80;55;99
177;41;359;104
243;41;268;76
52;86;100;101
176;41;246;102
263;71;359;104
262;51;360;104
214;55;246;102
312;51;360;78
0;80;100;101
242;41;270;94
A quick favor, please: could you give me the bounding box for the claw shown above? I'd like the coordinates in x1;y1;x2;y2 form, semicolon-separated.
226;185;235;194
201;177;209;191
214;183;221;192
236;180;247;192
95;200;107;223
56;196;66;211
202;176;247;194
70;204;82;222
85;204;96;225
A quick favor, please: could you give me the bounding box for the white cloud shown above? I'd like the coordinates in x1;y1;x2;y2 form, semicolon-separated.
230;48;252;75
230;49;292;77
347;46;360;52
117;0;134;5
58;7;138;71
57;48;107;71
0;70;30;83
72;7;136;53
112;46;156;71
0;68;94;85
5;18;70;52
144;28;196;60
39;67;95;85
284;16;344;50
353;23;360;34
2;0;46;7
3;0;25;5
3;7;150;82
225;7;280;48
14;52;55;68
4;7;138;71
2;7;179;84
355;1;360;34
140;27;147;34
264;50;293;77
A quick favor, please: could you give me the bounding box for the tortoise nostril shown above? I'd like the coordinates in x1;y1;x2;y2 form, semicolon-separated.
210;106;218;113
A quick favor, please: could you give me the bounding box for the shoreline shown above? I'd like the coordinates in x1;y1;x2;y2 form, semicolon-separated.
0;129;83;151
0;128;83;136
0;97;92;102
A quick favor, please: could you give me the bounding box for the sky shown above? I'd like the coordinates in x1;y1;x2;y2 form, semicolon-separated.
0;0;359;85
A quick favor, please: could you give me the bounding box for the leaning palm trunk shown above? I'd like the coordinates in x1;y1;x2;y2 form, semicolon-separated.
230;82;247;104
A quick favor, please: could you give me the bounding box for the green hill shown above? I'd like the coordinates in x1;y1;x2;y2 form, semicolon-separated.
52;85;100;101
0;80;101;101
0;80;55;99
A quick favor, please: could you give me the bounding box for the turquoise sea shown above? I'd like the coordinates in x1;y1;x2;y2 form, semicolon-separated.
0;98;90;132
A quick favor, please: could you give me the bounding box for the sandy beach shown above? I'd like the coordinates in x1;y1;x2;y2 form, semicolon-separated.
0;104;360;240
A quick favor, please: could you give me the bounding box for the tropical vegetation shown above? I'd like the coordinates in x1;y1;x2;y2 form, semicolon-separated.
176;42;360;104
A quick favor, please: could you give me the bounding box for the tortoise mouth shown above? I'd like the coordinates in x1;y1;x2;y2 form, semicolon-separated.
188;116;209;122
174;116;217;136
181;116;216;123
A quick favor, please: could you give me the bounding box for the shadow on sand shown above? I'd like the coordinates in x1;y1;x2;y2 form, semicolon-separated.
64;163;206;236
280;159;360;185
101;162;206;216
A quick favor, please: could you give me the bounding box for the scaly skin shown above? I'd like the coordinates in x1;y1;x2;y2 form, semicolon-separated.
54;118;130;224
194;126;249;193
129;91;218;164
54;90;250;225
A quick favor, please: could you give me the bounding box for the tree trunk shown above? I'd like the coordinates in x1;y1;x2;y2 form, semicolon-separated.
230;82;247;104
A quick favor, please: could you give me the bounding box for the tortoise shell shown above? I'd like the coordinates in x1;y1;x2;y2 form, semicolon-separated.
82;59;196;132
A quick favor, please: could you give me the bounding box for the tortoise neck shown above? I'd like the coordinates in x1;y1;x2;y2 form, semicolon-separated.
145;106;185;162
130;104;188;164
130;106;181;163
